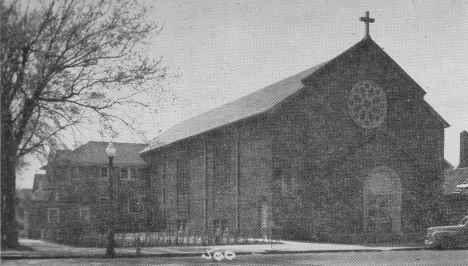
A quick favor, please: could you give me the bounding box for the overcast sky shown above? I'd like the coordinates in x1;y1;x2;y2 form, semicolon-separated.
18;0;467;188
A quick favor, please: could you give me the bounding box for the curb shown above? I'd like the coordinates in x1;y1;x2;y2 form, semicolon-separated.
1;247;429;260
264;249;386;254
1;251;253;261
388;247;427;251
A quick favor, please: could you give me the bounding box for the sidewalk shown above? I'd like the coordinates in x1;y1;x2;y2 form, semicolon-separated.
1;238;426;260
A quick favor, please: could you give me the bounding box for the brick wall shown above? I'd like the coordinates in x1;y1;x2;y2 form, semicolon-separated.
144;40;446;242
270;41;445;241
148;117;272;235
442;195;468;225
28;163;150;238
239;118;272;233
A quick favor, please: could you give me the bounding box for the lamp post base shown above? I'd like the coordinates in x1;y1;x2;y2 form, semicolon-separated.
106;228;115;256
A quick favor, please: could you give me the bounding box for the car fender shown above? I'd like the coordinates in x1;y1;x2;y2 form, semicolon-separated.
433;231;458;238
432;232;459;249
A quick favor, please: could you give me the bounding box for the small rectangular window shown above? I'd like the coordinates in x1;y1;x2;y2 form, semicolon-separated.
100;167;108;179
130;168;139;180
120;168;129;180
176;158;189;213
48;208;59;223
281;176;294;194
213;219;228;232
176;219;188;232
79;207;91;223
98;185;108;201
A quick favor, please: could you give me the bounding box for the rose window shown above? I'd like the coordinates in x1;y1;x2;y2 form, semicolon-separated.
348;80;387;129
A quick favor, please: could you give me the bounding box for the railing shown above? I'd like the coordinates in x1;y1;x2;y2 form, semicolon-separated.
36;228;279;248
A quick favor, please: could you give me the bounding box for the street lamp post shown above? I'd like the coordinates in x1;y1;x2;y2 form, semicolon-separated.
105;142;117;256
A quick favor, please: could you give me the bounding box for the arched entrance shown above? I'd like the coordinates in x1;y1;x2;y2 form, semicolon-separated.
363;166;402;234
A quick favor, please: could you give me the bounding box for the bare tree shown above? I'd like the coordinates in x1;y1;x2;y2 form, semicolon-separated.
1;0;173;248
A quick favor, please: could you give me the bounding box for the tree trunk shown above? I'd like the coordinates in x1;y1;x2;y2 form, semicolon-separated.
1;153;19;248
1;118;19;248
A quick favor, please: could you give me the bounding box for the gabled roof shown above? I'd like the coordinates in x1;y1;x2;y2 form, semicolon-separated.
63;141;148;167
421;101;450;128
40;150;71;170
443;167;468;195
17;189;32;200
443;159;455;170
32;174;50;192
31;174;52;201
141;62;327;154
141;37;449;154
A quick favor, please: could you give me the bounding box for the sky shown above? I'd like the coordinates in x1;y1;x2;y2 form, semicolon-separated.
18;0;468;188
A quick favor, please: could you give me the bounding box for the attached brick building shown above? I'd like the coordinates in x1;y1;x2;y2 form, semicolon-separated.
442;131;468;225
140;37;450;242
28;142;150;239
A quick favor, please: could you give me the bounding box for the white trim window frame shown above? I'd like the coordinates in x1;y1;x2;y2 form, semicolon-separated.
120;167;131;180
130;168;139;180
100;167;108;179
213;219;228;232
121;168;138;180
48;208;59;223
79;206;91;223
177;219;188;232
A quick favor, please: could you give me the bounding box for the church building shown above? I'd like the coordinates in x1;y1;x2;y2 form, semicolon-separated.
140;13;449;242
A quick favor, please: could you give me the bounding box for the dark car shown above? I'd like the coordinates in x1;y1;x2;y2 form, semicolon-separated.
425;216;468;249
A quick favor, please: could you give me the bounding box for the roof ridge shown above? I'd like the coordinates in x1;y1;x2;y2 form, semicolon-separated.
141;37;448;154
85;140;147;145
445;167;468;172
141;39;373;154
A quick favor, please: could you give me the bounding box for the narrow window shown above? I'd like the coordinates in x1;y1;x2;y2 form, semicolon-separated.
79;206;91;223
48;208;59;223
214;140;231;190
176;152;189;213
120;168;130;180
100;167;108;179
212;136;232;210
281;175;294;194
130;168;139;180
213;219;228;232
176;219;188;232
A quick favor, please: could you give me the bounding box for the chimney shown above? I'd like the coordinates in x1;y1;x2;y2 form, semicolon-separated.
459;130;468;168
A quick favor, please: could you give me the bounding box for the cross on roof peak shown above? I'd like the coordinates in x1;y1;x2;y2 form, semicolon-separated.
360;11;375;39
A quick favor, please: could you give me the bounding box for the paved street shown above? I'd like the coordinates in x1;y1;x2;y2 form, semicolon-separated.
1;238;413;258
3;250;468;266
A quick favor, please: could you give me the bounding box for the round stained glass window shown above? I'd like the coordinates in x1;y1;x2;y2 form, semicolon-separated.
348;80;387;129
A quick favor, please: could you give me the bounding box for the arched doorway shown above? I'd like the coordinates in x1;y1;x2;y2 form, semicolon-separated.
363;166;402;234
